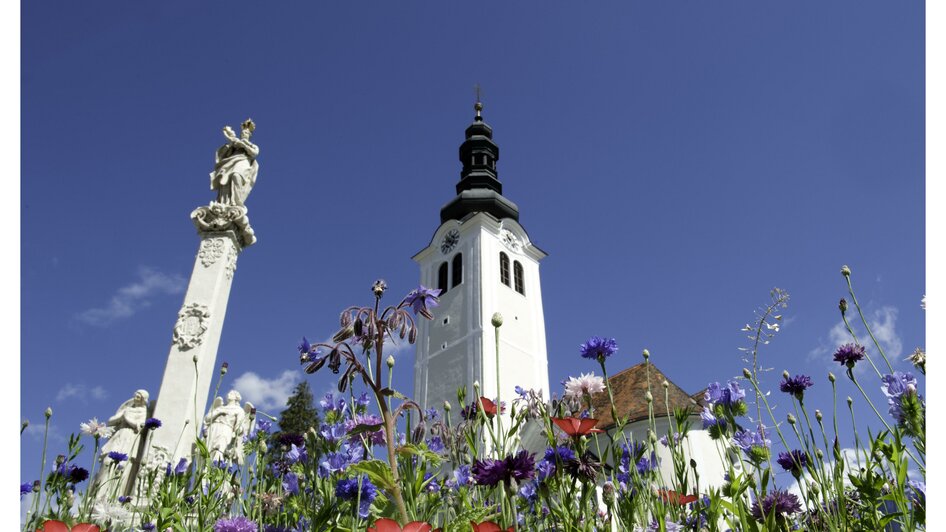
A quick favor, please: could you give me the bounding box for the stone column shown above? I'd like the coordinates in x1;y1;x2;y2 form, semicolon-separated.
147;203;257;465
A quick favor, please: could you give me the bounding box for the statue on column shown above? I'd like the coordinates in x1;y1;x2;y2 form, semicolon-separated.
95;390;149;497
210;119;259;207
204;390;254;465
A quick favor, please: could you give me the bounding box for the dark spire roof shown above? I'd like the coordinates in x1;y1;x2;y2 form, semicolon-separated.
440;100;519;223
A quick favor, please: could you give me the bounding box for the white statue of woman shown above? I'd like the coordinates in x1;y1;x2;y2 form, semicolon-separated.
210;119;259;207
204;390;253;465
95;389;149;497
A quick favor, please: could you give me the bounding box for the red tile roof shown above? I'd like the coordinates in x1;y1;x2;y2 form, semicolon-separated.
590;362;702;430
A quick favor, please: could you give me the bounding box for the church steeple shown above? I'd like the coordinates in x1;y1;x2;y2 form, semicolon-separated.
440;100;520;223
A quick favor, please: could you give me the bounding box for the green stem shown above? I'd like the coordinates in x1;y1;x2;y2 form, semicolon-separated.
845;275;895;374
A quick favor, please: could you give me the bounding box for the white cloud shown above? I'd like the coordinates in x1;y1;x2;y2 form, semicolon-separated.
55;383;109;402
232;370;300;413
22;423;66;444
807;306;901;374
75;267;185;326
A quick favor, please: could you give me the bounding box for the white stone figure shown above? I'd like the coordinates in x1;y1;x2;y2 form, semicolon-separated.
210;119;259;207
96;390;149;498
204;390;254;465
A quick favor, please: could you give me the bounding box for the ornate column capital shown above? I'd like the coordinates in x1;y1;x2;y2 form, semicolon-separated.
190;202;256;248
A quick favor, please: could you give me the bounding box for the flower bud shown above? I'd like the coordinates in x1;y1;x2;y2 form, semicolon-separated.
220;362;229;375
809;482;820;495
648;430;657;444
828;372;836;383
642;349;650;360
662;380;669;389
443;400;452;412
815;409;823;422
21;420;29;432
839;298;848;313
690;458;697;469
816;449;824;459
185;419;191;425
473;381;480;392
45;407;53;419
782;370;790;379
840;265;851;277
491;313;503;328
260;441;268;454
787;413;796;425
193;354;199;363
743;368;752;379
645;391;653;403
386;355;395;369
55;454;66;466
847;396;853;407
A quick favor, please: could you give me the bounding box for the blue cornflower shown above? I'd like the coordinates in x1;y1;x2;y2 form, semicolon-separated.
519;480;539;508
107;451;128;462
424;407;439;421
779;374;814;400
636;452;658;475
733;428;771;463
142;524;156;531
423;472;441;493
20;482;31;498
335;476;377;518
144;417;162;430
704;380;746;407
833;343;866;368
777;450;809;477
579;336;618;361
118;495;132;504
536;460;556;482
543;446;576;463
750;489;802;522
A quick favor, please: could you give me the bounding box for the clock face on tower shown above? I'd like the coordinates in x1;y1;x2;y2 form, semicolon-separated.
441;229;460;254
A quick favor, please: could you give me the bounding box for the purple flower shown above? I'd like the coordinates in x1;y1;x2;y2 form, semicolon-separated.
423;472;441;493
514;386;528;399
750;489;802;521
579;336;618;361
833;343;866;368
427;436;445;454
335;476;377;518
144;417;162;430
282;471;299;495
257;419;273;433
142;524;156;531
403;285;442;319
704;380;746;407
285;444;308;464
20;482;31;498
345;414;385;446
356;392;372;411
319;449;352;477
118;495;132;504
276;432;306;448
907;480;925;507
733;428;771;462
881;371;922;427
779;374;813;399
472;450;535;487
776;450;809;476
700;407;725;431
107;451;128;462
536;460;556;482
543;446;576;463
453;464;472;487
636;452;658;475
214;516;258;532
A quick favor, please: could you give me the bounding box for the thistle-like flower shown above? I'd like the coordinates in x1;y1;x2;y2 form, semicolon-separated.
563;373;605;400
80;418;111;439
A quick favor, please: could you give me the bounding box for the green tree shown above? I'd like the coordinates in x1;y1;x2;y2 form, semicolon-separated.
278;381;320;436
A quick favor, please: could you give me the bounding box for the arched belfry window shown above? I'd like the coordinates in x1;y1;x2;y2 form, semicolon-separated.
438;262;449;294
452;253;463;287
514;261;525;295
499;253;510;286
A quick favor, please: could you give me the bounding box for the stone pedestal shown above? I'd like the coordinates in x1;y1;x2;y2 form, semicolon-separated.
147;203;256;465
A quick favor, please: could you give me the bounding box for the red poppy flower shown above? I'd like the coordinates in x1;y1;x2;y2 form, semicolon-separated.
470;521;515;532
551;417;604;436
658;489;699;505
367;518;436;532
478;397;498;418
36;521;100;532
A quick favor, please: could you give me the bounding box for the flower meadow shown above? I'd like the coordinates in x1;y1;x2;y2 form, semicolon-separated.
22;267;925;531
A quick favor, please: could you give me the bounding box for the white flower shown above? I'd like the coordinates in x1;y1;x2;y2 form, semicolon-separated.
564;372;605;400
80;418;112;439
92;501;132;526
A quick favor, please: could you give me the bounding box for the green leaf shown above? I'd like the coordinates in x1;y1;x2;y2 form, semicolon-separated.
444;507;499;532
396;443;443;466
348;423;384;437
349;459;397;493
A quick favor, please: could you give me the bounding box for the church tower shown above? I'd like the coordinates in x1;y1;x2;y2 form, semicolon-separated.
413;101;550;421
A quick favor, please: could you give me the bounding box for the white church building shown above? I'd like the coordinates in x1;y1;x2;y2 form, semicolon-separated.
412;102;730;489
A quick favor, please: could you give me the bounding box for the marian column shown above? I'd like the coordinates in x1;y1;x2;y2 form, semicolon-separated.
148;119;260;466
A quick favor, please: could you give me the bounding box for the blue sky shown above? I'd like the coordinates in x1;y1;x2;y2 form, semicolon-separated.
21;1;925;493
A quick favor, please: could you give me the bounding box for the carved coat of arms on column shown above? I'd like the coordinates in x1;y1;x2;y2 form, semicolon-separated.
172;303;211;350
